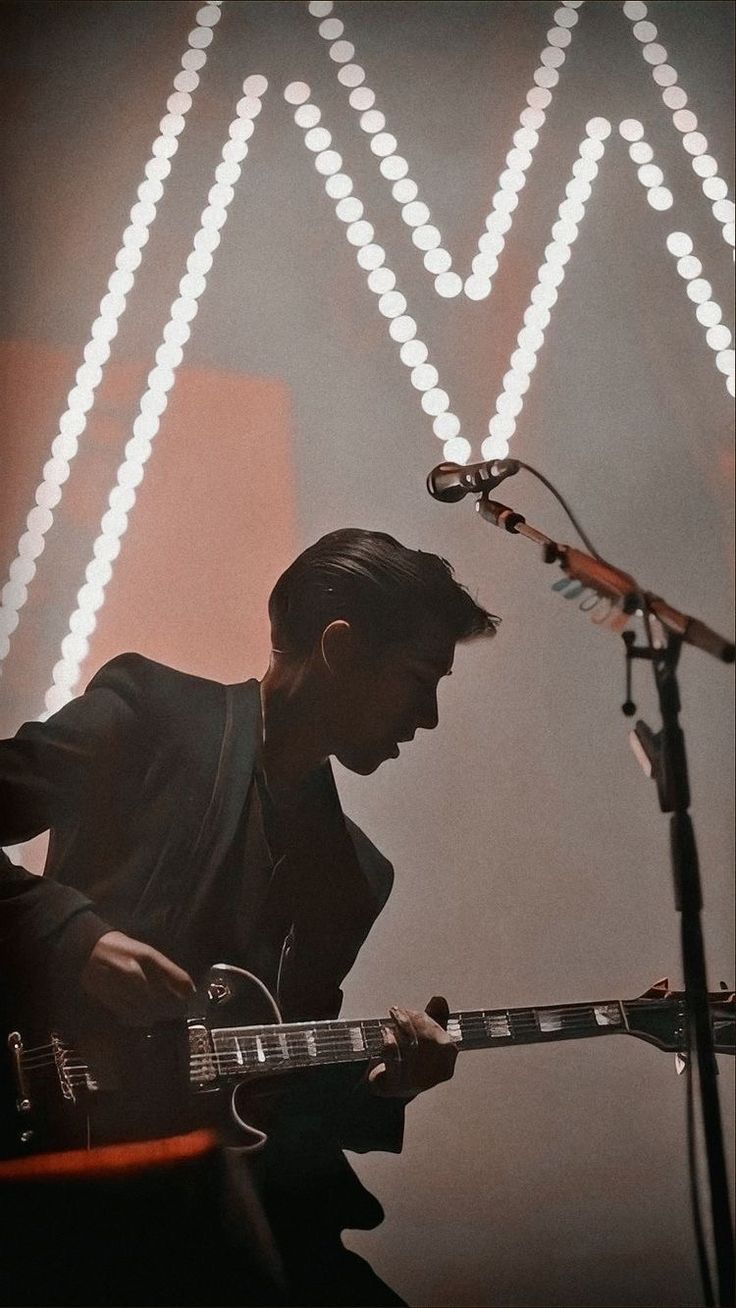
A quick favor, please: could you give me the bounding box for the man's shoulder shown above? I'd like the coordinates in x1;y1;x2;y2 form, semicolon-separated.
85;652;244;722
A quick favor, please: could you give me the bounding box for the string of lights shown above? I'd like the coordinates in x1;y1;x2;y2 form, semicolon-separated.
0;1;224;678
308;0;586;301
482;119;612;460
41;72;270;718
622;0;734;258
285;79;471;466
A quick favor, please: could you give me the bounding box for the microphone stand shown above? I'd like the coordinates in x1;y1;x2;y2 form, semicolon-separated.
475;495;735;1307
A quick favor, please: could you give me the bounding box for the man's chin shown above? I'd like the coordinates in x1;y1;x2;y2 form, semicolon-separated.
335;748;389;775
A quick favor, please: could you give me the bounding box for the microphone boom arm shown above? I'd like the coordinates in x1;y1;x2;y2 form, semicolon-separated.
476;498;735;663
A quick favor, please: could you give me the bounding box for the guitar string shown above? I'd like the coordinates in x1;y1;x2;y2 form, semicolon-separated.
16;1007;658;1068
19;1002;700;1072
18;1016;630;1075
17;1009;617;1062
17;1004;635;1061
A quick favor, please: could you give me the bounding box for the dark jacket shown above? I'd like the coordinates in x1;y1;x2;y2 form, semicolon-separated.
0;652;405;1155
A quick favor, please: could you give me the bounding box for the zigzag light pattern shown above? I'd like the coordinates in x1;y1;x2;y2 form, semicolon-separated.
618;118;734;396
41;74;270;717
285;79;471;463
0;0;224;677
308;0;585;301
4;5;729;720
482;118;612;459
622;0;735;257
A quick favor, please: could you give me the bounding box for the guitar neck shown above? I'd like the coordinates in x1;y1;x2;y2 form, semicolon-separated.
207;998;627;1080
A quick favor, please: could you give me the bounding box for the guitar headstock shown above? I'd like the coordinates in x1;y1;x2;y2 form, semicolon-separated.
624;978;735;1055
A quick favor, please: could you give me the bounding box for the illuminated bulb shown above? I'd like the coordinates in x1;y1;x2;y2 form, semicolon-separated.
422;388;450;416
284;81;310;105
667;231;692;256
707;326;732;351
325;173;353;199
652;65;677;86
434;272;463;298
360;110;385;134
464;276;491;301
371;133;398;157
329;41;355;63
356;243;385;270
663;86;687;109
337;64;365;88
434;413;461;440
401;340;428;366
295;104;321;128
683;132;707;155
696;301;721;326
443;437;472;464
629;142;653;164
380;155;408;179
389;315;417;342
425;249;452;273
304;127;332;152
350;87;375;111
367;267;395;294
676;255;702;279
347;220;375;246
481;436;511;460
412;225;441;250
411;364;439;391
334;198;361;225
672;109;698;133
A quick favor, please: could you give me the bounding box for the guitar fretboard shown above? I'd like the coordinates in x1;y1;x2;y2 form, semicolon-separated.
192;1000;627;1084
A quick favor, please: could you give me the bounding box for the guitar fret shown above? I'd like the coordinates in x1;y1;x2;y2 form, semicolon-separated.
206;998;631;1081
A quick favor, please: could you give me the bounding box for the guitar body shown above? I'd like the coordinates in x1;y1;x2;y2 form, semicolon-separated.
1;966;299;1158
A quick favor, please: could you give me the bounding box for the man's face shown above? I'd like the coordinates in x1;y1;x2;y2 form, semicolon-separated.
329;628;456;775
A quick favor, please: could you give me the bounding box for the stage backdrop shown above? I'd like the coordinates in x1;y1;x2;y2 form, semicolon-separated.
1;3;733;1305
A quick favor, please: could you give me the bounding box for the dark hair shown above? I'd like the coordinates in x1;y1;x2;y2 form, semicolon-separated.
268;528;499;655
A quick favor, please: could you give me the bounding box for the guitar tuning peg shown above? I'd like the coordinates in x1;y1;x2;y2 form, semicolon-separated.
675;1052;688;1076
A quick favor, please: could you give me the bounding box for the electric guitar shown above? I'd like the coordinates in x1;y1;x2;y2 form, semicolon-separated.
4;967;734;1157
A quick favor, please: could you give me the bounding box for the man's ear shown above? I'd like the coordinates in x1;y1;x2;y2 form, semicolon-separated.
320;620;355;675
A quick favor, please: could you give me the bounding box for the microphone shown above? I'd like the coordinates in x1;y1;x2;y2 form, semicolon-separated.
427;457;521;502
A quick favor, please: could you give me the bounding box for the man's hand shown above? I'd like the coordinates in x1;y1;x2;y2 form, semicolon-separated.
80;930;196;1026
367;995;457;1098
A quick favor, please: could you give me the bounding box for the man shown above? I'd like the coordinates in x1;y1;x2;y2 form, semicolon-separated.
0;527;498;1304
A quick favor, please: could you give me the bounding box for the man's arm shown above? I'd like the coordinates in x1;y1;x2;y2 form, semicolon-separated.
0;683;137;979
0;658;194;1019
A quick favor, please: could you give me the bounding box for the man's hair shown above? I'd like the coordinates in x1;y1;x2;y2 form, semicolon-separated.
268;528;499;656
